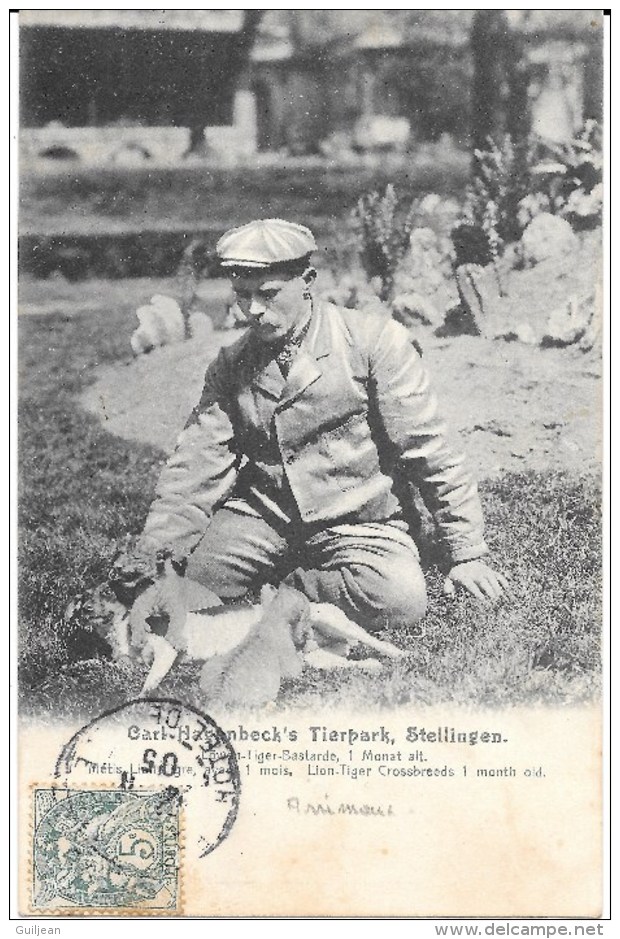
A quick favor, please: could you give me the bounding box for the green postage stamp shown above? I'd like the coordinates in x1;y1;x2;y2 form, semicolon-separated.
31;788;181;914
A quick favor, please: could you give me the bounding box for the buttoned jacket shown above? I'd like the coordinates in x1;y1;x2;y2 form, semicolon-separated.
142;302;487;564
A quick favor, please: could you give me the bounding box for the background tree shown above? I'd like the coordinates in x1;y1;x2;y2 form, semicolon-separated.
471;11;510;150
185;9;264;156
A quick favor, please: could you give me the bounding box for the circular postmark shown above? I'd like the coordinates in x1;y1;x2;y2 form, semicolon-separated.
55;699;240;860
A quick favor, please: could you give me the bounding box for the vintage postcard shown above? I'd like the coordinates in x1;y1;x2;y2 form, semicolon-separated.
14;9;607;920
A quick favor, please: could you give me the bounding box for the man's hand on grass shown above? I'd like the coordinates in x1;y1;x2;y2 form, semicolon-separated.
444;560;510;603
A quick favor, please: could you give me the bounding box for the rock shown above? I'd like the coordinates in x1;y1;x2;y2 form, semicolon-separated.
399;228;450;293
541;294;594;348
392;292;441;328
319;273;390;318
495;322;537;345
563;183;603;225
499;242;522;272
188;311;214;339
393;227;456;312
408;226;442;256
39;145;79;161
520;213;578;265
110;143;152;165
417;193;443;215
130;294;186;356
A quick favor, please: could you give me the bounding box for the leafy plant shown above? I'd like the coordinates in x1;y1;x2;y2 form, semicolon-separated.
529;120;603;231
451;135;531;268
351;184;418;303
452;121;603;273
175;238;209;337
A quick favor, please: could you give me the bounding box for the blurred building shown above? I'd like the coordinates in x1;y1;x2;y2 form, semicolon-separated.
19;9;260;162
249;10;603;153
249;11;471;153
19;9;603;164
20;11;247;124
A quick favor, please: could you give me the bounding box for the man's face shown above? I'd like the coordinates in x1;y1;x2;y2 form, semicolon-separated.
229;268;312;343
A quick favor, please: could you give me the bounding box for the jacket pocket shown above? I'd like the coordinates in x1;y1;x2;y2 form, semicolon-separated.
318;411;381;493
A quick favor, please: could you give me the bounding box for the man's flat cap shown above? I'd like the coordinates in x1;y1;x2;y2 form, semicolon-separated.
217;218;317;269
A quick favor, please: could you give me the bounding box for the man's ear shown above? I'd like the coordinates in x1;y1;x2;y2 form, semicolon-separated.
302;267;317;286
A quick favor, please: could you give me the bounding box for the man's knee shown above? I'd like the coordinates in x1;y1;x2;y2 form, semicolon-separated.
185;505;287;600
348;557;427;629
186;533;252;600
383;571;427;626
187;549;243;599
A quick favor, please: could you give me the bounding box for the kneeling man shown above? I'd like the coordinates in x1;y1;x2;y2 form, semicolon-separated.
133;218;507;631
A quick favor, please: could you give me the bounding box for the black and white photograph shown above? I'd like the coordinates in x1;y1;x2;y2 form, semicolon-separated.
13;8;607;922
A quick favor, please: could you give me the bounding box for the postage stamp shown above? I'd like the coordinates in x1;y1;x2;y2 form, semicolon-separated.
32;787;181;913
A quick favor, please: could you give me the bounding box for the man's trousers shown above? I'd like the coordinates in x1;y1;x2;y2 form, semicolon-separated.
186;498;427;632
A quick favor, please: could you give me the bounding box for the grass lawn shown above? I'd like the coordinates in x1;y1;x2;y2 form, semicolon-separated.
19;158;470;279
20;156;470;237
18;283;602;720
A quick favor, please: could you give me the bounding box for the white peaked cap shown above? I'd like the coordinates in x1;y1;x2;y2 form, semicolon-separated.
216;218;317;268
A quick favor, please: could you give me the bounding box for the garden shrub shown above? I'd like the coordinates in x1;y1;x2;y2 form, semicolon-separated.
451;135;531;268
528;120;603;231
321;186;458;326
351;184;418;303
451;121;603;268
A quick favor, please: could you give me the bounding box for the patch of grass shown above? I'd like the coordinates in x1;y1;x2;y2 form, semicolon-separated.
20;160;470;237
19;296;601;719
18;298;164;697
281;470;601;710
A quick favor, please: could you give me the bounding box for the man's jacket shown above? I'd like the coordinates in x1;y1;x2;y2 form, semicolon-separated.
142;302;487;564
